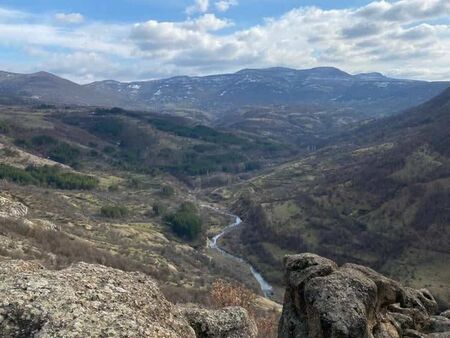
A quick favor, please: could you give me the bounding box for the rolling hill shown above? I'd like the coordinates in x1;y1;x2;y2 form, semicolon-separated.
0;71;127;107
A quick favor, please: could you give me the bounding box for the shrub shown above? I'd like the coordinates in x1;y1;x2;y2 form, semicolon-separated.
48;142;81;165
100;205;129;218
31;135;58;146
108;184;119;192
209;280;256;310
127;177;141;189
179;201;197;213
0;164;36;185
103;146;116;155
209;280;279;338
152;202;166;216
26;166;98;190
0;120;10;134
89;150;99;157
95;107;125;115
164;203;202;240
161;185;175;197
0;164;98;190
14;138;30;148
91;118;124;137
245;161;262;171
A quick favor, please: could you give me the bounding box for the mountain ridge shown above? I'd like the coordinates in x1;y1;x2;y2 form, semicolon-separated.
0;67;448;117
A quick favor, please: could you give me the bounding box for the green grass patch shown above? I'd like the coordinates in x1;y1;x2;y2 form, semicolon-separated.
0;164;98;190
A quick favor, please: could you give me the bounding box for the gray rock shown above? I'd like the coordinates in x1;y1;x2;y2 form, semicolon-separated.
403;329;427;338
181;306;258;338
426;333;450;338
278;253;445;338
440;310;450;320
303;268;377;338
278;253;337;337
424;316;450;333
0;260;258;338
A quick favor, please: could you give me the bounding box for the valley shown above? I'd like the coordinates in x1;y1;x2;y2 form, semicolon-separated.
213;87;450;309
0;66;448;337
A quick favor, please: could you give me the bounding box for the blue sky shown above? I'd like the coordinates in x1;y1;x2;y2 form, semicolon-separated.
0;0;449;83
0;1;375;24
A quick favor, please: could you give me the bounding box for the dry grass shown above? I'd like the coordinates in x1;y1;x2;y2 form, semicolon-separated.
0;217;152;274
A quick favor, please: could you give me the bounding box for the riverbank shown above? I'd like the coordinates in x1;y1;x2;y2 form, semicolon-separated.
201;204;274;298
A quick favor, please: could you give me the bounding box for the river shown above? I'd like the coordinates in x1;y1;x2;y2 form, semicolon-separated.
202;205;273;297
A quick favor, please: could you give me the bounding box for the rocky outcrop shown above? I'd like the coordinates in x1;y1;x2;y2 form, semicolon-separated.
278;253;450;338
182;305;258;338
0;261;257;338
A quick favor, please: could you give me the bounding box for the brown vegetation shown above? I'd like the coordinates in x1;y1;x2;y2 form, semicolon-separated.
209;280;279;338
0;217;151;274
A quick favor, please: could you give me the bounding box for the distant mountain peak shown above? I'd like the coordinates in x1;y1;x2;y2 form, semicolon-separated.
30;71;58;78
308;66;348;73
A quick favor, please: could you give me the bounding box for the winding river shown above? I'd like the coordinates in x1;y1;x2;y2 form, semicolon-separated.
202;205;273;297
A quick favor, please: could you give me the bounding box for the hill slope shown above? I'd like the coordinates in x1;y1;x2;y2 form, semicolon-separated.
0;71;128;107
215;87;450;307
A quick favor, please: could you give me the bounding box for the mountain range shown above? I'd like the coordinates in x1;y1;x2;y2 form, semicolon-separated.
1;67;449;117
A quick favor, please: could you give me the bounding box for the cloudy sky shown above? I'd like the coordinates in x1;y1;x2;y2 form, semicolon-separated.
0;0;449;83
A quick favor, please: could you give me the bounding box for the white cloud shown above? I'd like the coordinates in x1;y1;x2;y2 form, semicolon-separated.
39;51;122;83
215;0;238;12
186;0;209;15
54;12;84;24
0;22;131;57
0;1;450;82
182;14;233;31
356;0;450;22
0;7;27;20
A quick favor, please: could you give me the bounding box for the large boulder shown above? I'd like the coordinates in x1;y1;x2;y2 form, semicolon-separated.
0;260;257;338
278;253;450;338
181;305;258;338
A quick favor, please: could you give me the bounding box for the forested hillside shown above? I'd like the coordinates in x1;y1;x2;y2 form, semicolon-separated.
215;87;450;307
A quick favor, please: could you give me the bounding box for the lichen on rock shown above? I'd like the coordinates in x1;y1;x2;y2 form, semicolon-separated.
0;260;258;338
278;253;450;338
181;305;258;338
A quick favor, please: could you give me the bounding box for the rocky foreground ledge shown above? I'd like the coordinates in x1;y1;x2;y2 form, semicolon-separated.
1;254;449;338
278;253;450;338
0;260;256;338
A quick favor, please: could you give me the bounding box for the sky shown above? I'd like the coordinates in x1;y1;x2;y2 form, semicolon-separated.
0;0;449;83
